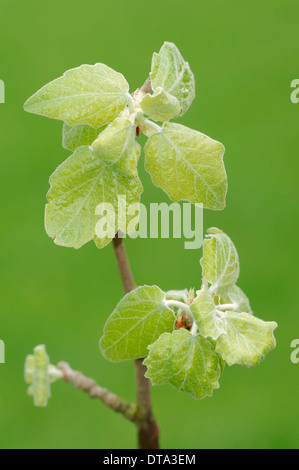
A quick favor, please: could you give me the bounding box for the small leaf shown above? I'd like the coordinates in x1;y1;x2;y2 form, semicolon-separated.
190;289;226;340
144;329;222;399
24;345;62;407
99;286;175;362
45;146;143;249
200;228;239;290
62;123;104;151
140;87;180;122
216;312;277;367
24;64;129;127
144;123;227;210
25;345;51;407
218;285;252;314
165;289;189;302
24;355;35;384
151;42;195;116
91;118;140;177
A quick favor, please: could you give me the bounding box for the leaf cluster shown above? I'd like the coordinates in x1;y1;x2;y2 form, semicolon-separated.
100;228;277;399
24;42;227;249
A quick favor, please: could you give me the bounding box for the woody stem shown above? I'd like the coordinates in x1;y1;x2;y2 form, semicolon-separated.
112;232;160;449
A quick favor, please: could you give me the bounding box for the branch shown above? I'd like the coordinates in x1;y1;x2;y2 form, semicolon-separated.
55;233;159;448
112;231;160;449
112;233;136;292
58;361;138;423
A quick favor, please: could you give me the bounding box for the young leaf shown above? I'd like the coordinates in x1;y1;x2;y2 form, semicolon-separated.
99;286;175;362
165;289;189;302
218;285;252;314
144;123;227;210
25;345;62;407
91;118;140;178
200;228;239;290
151;42;195;116
24;64;129;127
144;329;222;399
62;123;104;151
45;146;143;249
190;289;226;340
140;87;180;122
25;345;51;407
216;312;277;367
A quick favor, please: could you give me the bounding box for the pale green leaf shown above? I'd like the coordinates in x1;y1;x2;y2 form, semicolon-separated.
24;355;35;384
144;329;222;399
25;345;62;407
140;87;180;122
45;146;143;249
24;64;129;127
165;289;189;302
151;42;195;116
144;123;227;210
218;285;252;314
62;123;104;151
190;289;226;340
216;312;277;367
200;228;239;290
91;118;140;177
99;286;175;362
25;345;50;407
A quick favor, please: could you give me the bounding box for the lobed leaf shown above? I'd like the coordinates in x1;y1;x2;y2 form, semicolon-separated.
151;42;195;116
24;64;129;127
45;146;143;249
91;117;140;178
216;312;277;367
144;328;222;399
200;228;239;290
190;289;226;340
62;123;104;151
144;123;227;210
99;286;175;362
140;87;180;122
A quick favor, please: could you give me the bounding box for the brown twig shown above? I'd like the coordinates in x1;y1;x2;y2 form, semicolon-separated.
112;232;160;449
58;361;138;422
57;233;159;448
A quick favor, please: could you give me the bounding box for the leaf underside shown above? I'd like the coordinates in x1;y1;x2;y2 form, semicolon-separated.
140;87;180;122
218;284;252;314
151;42;195;116
191;289;226;340
200;228;239;290
91;117;140;178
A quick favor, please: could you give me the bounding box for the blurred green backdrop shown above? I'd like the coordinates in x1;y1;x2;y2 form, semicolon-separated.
0;0;298;449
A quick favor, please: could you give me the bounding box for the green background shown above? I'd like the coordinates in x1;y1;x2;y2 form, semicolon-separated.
0;0;298;449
